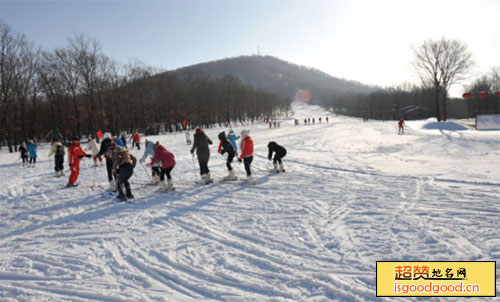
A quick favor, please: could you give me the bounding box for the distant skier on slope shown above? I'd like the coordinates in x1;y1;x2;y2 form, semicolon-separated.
238;130;255;185
130;132;141;150
96;132;118;191
218;131;237;181
86;138;102;167
191;128;213;184
27;140;38;168
115;136;124;148
185;129;192;145
48;138;65;177
112;146;137;201
19;142;29;167
147;142;176;192
398;119;405;134
121;134;128;149
67;137;91;187
267;141;287;173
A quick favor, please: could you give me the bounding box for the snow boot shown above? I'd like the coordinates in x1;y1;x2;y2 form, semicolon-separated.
151;174;160;185
157;180;168;192
125;184;134;199
223;170;238;181
167;179;175;191
107;180;117;192
66;182;78;187
117;194;127;201
246;175;256;185
197;174;207;184
205;172;213;184
279;163;285;173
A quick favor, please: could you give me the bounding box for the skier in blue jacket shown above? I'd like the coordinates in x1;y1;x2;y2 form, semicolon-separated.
27;140;38;168
140;140;160;184
227;129;240;157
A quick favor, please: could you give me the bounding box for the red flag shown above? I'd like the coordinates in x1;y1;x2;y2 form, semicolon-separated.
479;91;489;98
462;92;472;99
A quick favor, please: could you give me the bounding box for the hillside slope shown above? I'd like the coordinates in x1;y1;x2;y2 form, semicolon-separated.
170;55;376;101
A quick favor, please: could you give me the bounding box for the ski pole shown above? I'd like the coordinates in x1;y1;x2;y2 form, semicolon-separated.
83;158;96;188
191;153;198;180
140;162;153;181
172;168;186;187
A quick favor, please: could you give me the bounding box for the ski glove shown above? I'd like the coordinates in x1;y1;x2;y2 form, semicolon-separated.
87;154;92;158
238;158;242;163
78;155;84;159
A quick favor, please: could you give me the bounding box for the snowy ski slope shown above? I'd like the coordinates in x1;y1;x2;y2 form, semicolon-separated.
1;102;499;301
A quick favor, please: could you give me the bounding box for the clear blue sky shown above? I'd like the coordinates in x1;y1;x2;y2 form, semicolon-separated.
2;0;500;96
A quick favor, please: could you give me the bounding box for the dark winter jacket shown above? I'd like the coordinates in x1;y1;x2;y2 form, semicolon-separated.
268;142;287;160
19;145;28;157
97;138;116;160
191;130;212;162
218;132;235;157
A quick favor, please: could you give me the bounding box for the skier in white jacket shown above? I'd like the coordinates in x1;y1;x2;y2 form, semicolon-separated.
86;138;102;166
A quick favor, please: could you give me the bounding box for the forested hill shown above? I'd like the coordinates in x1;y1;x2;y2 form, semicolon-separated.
168;55;376;101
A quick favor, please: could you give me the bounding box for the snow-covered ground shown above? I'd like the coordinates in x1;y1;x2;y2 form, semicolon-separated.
1;102;499;301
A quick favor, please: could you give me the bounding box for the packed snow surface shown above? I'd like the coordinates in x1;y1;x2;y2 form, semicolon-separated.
1;103;499;301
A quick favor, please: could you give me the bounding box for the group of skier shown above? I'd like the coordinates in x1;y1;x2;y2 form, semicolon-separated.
20;127;287;202
294;116;329;126
18;141;38;168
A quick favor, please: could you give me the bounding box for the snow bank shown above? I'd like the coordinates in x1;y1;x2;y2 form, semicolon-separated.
421;120;469;131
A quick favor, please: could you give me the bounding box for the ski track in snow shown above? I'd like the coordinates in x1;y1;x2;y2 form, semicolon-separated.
1;102;499;301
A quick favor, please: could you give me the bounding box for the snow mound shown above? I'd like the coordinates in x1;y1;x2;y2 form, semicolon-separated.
421;121;468;131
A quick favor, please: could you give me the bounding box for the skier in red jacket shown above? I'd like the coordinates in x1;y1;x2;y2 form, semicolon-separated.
130;133;141;150
148;142;176;192
238;130;255;185
67;137;91;187
398;119;405;134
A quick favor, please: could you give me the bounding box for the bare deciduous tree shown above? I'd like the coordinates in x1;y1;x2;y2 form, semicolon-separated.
413;38;474;121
